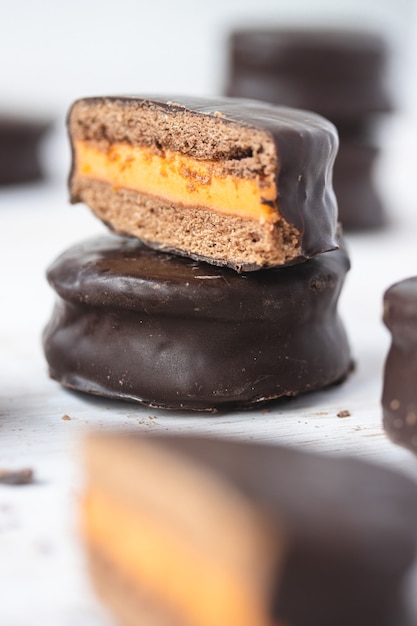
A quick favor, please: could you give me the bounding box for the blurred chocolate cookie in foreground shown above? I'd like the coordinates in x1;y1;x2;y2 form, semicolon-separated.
0;115;51;185
226;28;393;230
82;432;417;626
382;276;417;454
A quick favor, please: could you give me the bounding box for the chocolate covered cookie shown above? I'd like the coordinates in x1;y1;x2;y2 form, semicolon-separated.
226;28;392;120
382;277;417;454
0;115;50;185
43;235;351;411
68;95;339;272
82;432;417;626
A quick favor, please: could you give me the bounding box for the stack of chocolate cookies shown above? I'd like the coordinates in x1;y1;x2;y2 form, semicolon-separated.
225;28;393;230
43;95;351;411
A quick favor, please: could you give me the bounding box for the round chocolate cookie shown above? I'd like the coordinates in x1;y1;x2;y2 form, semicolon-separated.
68;95;340;272
43;235;351;412
382;277;417;454
0;115;50;185
226;28;392;120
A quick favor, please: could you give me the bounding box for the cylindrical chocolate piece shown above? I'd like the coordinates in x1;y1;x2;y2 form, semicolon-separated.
382;277;417;454
43;235;351;412
0;116;50;185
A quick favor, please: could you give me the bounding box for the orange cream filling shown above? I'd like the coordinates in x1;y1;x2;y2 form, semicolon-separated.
83;487;274;626
74;139;278;223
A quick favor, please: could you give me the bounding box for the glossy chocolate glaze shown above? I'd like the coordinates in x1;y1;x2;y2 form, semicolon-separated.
68;95;339;266
382;277;417;454
0;116;50;185
226;29;392;119
107;432;417;626
43;235;351;411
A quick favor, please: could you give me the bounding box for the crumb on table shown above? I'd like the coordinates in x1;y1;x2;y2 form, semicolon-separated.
0;468;34;485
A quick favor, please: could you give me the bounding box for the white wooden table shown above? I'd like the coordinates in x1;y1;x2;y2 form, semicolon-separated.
1;115;417;624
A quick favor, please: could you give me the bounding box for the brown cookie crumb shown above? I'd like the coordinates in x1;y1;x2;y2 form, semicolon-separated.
0;468;34;485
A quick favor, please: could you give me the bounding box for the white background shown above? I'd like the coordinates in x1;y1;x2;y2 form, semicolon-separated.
1;0;416;110
2;1;417;625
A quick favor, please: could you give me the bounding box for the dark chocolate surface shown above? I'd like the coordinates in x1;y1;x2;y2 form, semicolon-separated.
69;95;339;266
43;234;351;411
117;432;417;626
0;116;50;185
383;277;417;454
226;28;393;119
333;140;385;230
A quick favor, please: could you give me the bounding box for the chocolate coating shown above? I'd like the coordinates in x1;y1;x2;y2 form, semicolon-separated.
333;139;385;230
226;29;392;119
68;95;340;269
0;115;50;185
382;277;417;454
43;235;351;411
118;433;417;626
